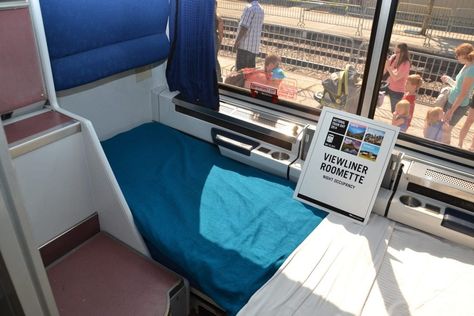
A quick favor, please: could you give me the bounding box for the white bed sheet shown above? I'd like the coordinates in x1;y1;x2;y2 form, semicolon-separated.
361;224;474;316
238;214;394;316
238;213;474;316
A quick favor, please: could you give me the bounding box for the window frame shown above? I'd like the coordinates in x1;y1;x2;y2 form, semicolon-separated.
217;0;474;168
369;0;473;168
217;0;388;117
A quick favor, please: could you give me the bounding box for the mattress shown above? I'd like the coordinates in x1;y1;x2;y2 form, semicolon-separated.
361;224;474;316
238;213;394;315
239;213;474;316
101;122;327;315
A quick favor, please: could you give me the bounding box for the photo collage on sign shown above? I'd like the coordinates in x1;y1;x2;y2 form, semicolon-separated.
324;117;385;161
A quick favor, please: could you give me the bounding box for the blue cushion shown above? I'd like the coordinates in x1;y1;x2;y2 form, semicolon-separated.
50;34;169;90
40;0;170;90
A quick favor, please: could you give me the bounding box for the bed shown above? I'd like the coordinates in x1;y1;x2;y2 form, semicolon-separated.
101;122;328;315
102;122;474;316
38;1;329;312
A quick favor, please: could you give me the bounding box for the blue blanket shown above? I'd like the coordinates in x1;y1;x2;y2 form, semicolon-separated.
102;122;327;315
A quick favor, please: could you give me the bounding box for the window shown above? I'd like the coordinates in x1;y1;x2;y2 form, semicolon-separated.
216;0;379;114
372;0;474;156
216;0;474;163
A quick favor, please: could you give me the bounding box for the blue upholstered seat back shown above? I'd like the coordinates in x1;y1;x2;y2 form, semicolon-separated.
40;0;171;90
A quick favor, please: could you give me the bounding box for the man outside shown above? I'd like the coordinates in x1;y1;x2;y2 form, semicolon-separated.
234;0;264;70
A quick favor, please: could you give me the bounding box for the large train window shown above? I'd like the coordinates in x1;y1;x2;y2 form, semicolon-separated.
216;0;379;115
372;0;474;155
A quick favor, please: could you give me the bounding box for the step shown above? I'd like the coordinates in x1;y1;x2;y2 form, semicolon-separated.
4;110;80;158
47;232;186;316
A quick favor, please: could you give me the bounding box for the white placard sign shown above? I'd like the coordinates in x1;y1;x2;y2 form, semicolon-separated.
294;108;399;224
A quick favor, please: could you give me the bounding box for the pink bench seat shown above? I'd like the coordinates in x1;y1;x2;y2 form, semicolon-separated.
47;232;183;316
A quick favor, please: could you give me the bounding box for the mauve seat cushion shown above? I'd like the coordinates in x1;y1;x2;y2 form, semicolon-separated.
47;232;181;316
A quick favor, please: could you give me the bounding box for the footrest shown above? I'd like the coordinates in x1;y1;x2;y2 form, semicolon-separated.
47;232;186;316
4;110;80;158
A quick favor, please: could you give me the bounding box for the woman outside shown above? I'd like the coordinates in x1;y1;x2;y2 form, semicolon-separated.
457;99;474;151
441;43;474;145
384;43;411;112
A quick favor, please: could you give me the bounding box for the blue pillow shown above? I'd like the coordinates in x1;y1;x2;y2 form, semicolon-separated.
40;0;171;90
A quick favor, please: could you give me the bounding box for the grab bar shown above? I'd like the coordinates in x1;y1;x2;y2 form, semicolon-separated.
211;128;259;156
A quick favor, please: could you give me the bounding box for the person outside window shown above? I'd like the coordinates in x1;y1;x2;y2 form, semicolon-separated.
243;54;284;89
458;98;474;151
383;43;411;112
403;74;423;131
224;54;285;89
441;43;474;145
392;100;411;132
423;107;444;142
233;0;264;70
215;1;224;82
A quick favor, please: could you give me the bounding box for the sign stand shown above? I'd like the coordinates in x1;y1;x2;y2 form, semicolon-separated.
294;108;399;224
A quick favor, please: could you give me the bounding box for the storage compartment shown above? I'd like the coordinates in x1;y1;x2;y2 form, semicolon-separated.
159;92;308;179
386;157;474;248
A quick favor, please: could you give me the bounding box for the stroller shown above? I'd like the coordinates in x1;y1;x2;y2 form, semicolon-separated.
314;64;361;114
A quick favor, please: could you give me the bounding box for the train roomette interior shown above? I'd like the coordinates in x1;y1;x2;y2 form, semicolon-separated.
0;0;473;315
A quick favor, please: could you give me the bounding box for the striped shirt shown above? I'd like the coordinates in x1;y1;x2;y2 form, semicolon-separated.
237;1;264;54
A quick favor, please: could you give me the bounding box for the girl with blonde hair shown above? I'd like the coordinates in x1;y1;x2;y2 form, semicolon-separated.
392;99;411;132
423;107;444;142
